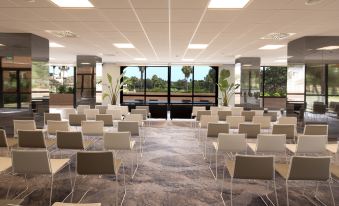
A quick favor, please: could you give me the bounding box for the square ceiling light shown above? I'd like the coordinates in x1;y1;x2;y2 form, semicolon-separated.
188;44;208;49
317;46;339;50
49;42;64;48
113;43;135;49
259;45;285;50
49;0;94;8
134;58;147;61
182;58;194;61
208;0;251;8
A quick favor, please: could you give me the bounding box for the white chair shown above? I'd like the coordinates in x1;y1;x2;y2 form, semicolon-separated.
44;113;62;126
47;120;70;137
136;106;151;118
119;106;130;116
84;109;99;120
11;149;71;206
56;131;93;157
106;109;123;126
76;105;90;115
252;116;271;132
286;135;327;155
303;124;328;135
61;108;77;120
192;106;206;118
253;110;264;116
81;121;104;139
13;120;39;137
226;116;245;131
231;107;243;116
272;124;297;142
275;156;334;206
95;105;107;114
278;116;297;125
211;133;247;180
118;121;143;157
104;132;138;179
197;115;218;142
248;134;287;160
195;110;211;128
210;106;222;116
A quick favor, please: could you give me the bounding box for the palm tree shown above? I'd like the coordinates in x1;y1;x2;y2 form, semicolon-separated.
181;66;192;92
139;66;145;91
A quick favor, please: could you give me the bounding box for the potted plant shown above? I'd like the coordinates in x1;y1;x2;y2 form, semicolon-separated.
102;72;126;105
217;69;240;106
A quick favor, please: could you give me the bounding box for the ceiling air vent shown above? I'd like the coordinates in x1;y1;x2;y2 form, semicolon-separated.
305;0;325;5
45;30;78;38
260;33;295;40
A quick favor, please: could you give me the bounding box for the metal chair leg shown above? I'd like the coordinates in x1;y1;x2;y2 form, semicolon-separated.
49;175;54;206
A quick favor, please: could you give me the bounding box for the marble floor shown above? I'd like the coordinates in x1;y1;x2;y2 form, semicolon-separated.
0;120;339;206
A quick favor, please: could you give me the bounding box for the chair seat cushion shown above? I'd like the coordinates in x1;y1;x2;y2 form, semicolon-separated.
286;144;297;153
225;159;235;178
0;157;12;172
6;138;18;147
247;143;257;153
275;163;289;180
50;158;70;174
331;164;339;179
326;144;338;154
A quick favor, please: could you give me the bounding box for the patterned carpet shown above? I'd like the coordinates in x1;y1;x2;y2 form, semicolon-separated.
0;120;339;206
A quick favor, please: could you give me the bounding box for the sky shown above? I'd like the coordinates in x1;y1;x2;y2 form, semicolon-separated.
124;66;213;81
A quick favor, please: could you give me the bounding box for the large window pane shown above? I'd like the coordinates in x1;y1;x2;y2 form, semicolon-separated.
287;64;305;101
145;66;168;103
193;66;216;104
170;65;192;103
328;64;339;95
241;68;261;107
123;66;145;103
305;64;326;109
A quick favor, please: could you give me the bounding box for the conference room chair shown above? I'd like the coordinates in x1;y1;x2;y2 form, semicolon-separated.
13;120;41;138
11;149;71;206
205;123;229;164
124;114;145;140
131;109;149;125
194;110;211;128
247;134;287;161
218;110;232;121
241;111;256;122
107;104;118;110
197;115;218;142
0;129;18;153
69;114;87;130
104;132;138;179
56;131;93;158
84;109;99;121
303;124;328;136
47;120;70;138
252;116;271;132
106;109;123;127
119;106;130;116
76;105;90;115
18;130;55;149
264;111;278;122
272;124;297;143
96;114;114;132
211;133;247;180
286;135;328;155
278;116;297;125
136;105;151;118
44;113;62;126
221;155;278;206
70;151;125;206
238;123;261;139
231;107;243;116
226;116;245;132
81;121;104;140
118;121;143;157
61;108;77;120
192;106;206;119
253;110;264;116
95;105;107;114
275;156;334;206
210;106;222;116
326;143;338;159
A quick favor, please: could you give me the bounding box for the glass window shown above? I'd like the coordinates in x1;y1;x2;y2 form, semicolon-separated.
305;64;326;109
145;66;168;103
170;65;192;103
328;64;339;96
123;66;145;103
287;64;305;101
96;63;103;103
193;66;216;104
241;68;261;107
32;61;49;98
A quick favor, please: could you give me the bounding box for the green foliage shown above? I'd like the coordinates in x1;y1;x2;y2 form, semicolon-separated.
67;87;74;93
217;69;240;106
102;72;127;105
57;85;67;93
262;67;287;97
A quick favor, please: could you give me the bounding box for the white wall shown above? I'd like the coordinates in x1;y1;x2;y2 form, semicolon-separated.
102;63;121;105
218;64;235;106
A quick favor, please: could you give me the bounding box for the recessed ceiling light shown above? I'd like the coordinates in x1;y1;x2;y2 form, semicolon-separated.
243;64;253;67
134;58;147;61
182;58;194;61
49;0;94;8
113;43;135;49
81;62;91;65
0;43;5;47
261;33;296;40
317;46;339;50
208;0;251;8
49;42;64;48
188;44;208;49
259;45;285;50
275;59;287;63
305;0;325;6
235;55;242;58
49;57;56;60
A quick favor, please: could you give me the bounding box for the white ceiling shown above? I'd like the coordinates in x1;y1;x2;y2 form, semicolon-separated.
1;0;339;65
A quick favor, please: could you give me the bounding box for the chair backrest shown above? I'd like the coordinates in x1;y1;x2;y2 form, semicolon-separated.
12;149;51;174
107;104;118;110
95;105;107;114
119;106;129;116
278;116;297;125
69;114;87;126
296;135;327;153
238;123;261;139
217;133;247;153
252;116;271;129
18;130;46;148
241;111;255;122
304;124;328;135
199;115;218;128
288;156;331;181
56;131;84;150
256;134;286;153
196;110;211;121
104;132;131;150
192;106;206;116
210;106;221;116
264;111;278;122
124;114;143;126
47;120;69;135
44;113;61;124
272;124;296;140
218;110;232;121
131;109;148;120
118;121;139;136
62;108;77;120
226;116;245;129
106;109;123;120
84;109;100;120
96;114;113;126
13;120;36;137
231;107;243;116
77;105;90;114
76;151;116;175
136;106;150;114
233;155;274;180
0;129;8;148
253;110;264;116
207;123;229;137
81;121;104;136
